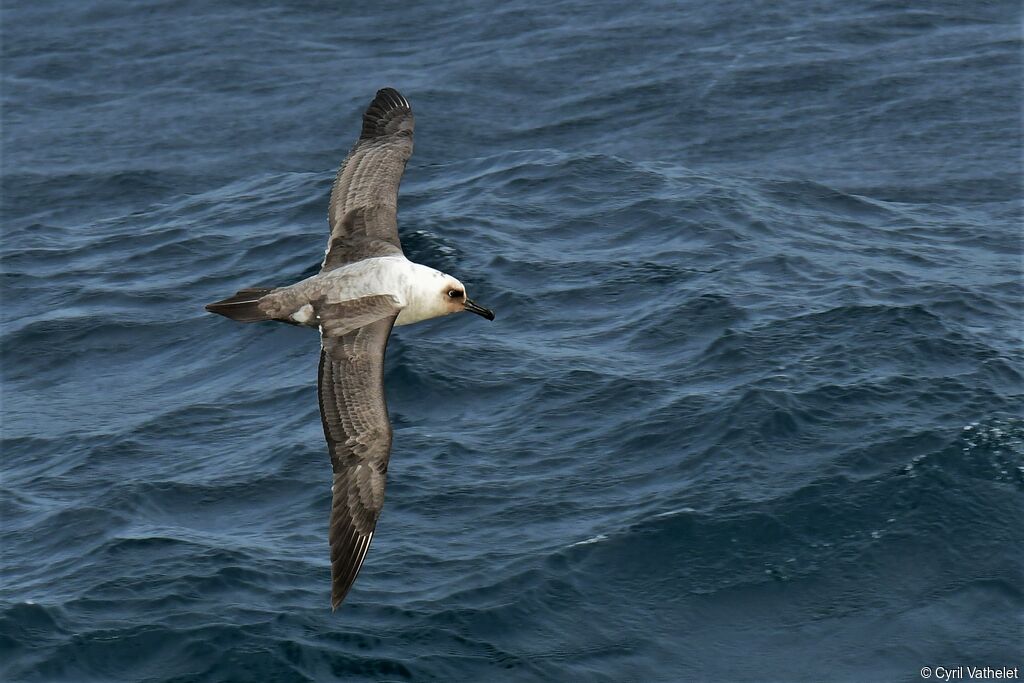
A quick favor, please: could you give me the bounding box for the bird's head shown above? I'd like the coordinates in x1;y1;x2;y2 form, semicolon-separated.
440;276;495;321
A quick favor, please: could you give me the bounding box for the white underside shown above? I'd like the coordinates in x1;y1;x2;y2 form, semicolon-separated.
292;303;315;323
307;256;459;327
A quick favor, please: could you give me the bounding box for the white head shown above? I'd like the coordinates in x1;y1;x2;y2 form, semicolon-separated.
401;266;495;325
437;275;495;321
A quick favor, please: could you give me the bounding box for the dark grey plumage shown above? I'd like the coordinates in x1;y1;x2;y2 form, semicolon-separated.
319;315;397;609
317;88;415;609
204;287;275;321
323;88;413;272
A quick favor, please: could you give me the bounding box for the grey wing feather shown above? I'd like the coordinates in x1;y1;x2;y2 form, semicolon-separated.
318;315;398;609
322;207;404;272
323;88;414;272
316;294;402;338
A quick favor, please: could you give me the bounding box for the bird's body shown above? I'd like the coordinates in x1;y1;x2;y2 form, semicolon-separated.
205;88;494;609
260;255;467;328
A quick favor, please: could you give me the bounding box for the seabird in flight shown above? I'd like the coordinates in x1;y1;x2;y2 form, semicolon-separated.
205;87;495;609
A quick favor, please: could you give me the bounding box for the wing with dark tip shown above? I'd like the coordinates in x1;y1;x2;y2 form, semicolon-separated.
323;88;414;271
317;315;398;609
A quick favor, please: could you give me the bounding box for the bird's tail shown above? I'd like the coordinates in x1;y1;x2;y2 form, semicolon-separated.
205;287;275;322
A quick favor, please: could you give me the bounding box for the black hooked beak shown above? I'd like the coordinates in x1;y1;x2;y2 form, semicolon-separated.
464;299;495;321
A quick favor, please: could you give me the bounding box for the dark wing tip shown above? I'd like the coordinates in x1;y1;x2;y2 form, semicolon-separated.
375;87;409;108
360;87;413;141
330;529;375;610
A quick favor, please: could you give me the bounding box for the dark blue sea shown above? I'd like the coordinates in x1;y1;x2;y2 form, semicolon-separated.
2;1;1022;681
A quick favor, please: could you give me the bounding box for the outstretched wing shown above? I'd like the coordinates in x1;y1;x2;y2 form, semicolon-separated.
317;314;399;609
323;88;414;271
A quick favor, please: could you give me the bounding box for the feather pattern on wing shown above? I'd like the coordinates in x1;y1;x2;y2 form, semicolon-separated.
318;314;398;609
323;88;413;272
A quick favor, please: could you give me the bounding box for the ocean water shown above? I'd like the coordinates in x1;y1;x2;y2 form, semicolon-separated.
2;0;1022;681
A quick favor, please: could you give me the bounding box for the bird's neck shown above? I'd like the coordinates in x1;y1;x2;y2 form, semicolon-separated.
394;261;450;326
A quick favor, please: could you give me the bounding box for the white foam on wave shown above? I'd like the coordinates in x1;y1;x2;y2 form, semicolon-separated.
653;506;696;519
570;533;607;547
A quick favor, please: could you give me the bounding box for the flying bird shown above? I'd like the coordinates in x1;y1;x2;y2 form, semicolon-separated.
205;88;495;609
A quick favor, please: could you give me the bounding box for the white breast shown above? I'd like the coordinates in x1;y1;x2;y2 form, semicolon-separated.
394;261;452;326
318;256;450;327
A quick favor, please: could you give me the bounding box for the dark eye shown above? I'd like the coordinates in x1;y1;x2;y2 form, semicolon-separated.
447;289;462;299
